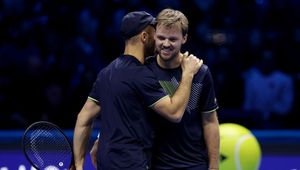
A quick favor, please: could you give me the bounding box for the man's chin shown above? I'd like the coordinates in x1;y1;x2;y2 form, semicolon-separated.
159;55;172;62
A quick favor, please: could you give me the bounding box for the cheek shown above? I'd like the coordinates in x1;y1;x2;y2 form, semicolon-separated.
155;40;161;48
173;42;182;49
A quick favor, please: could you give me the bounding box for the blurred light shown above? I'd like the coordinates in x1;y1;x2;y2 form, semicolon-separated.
255;0;264;5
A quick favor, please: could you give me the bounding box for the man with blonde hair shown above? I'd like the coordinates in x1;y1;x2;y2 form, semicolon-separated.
147;8;220;170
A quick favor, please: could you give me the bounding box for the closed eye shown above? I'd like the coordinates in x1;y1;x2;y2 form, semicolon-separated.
156;35;178;42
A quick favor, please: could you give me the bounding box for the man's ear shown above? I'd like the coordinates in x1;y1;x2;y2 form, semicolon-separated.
182;34;188;44
141;31;148;43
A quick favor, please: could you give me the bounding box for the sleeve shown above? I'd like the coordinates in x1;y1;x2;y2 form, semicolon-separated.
134;67;168;107
88;70;103;104
199;67;219;113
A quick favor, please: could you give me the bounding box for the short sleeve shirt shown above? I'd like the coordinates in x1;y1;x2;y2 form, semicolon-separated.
146;56;218;169
89;55;167;170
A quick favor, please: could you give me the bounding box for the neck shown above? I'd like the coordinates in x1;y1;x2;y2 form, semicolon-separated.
157;53;181;69
124;41;144;64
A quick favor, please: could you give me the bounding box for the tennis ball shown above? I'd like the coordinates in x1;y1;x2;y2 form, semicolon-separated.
219;123;261;170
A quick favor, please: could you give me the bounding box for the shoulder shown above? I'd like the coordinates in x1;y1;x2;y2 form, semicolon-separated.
145;55;157;65
96;59;117;75
194;64;209;80
133;64;156;80
199;64;209;74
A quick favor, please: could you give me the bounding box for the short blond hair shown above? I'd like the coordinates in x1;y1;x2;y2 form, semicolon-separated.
156;8;189;36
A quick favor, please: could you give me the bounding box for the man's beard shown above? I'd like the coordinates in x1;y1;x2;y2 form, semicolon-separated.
158;48;179;62
144;41;156;57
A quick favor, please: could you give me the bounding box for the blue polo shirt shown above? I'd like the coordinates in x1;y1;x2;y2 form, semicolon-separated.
146;56;219;170
89;55;168;170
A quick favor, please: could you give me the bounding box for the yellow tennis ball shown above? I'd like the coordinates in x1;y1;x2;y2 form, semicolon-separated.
219;123;261;170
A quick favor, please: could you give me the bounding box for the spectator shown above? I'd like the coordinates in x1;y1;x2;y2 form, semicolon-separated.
242;49;294;128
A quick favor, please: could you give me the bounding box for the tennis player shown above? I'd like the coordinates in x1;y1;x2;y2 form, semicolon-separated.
72;11;202;170
148;8;220;170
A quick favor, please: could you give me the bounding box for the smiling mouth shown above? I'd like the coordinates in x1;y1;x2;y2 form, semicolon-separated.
161;49;172;54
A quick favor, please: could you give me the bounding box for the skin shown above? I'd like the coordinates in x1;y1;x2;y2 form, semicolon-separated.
155;24;187;69
202;111;220;170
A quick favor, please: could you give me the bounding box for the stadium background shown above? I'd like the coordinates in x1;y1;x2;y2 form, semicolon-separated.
0;0;300;169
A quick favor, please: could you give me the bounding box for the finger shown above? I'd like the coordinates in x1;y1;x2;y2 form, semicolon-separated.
190;54;199;59
179;52;183;58
183;51;189;57
199;59;203;66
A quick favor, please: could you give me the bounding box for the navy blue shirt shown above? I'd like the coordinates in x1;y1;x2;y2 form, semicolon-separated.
146;56;219;170
89;55;167;170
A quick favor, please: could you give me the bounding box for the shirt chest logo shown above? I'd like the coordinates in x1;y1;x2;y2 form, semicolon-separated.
159;77;202;114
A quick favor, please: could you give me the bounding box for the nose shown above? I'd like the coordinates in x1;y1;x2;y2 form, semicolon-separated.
162;39;171;47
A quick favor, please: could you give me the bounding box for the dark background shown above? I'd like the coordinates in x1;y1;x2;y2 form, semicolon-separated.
1;0;299;130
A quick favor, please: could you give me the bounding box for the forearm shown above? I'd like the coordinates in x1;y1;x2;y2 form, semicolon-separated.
73;99;100;169
203;113;220;169
168;53;202;121
152;73;194;122
206;130;220;169
153;53;202;122
73;114;93;169
169;73;194;120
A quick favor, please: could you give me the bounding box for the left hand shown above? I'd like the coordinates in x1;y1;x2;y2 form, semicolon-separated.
90;139;99;168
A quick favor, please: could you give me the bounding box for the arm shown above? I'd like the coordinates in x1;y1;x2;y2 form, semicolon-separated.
152;53;203;122
202;111;220;170
73;98;100;170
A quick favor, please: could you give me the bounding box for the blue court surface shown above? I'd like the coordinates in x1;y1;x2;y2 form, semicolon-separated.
252;130;300;170
0;130;300;170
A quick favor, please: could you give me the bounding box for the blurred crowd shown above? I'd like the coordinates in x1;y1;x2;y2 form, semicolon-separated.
1;0;300;129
